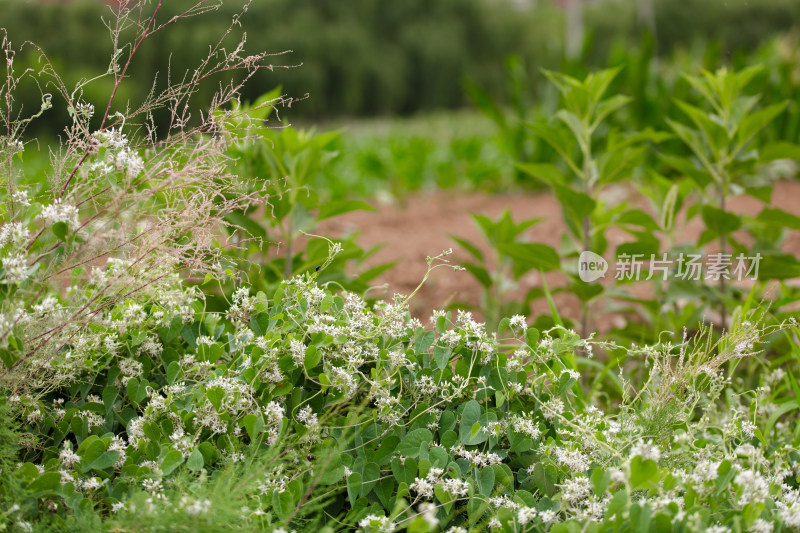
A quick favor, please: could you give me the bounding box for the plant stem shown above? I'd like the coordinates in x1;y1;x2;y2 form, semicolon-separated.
581;214;591;338
719;187;727;330
284;215;293;279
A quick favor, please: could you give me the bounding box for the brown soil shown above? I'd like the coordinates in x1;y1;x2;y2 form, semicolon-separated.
319;181;800;331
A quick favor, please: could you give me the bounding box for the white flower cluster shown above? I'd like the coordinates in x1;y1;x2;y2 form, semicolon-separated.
440;478;470;497
264;401;285;445
358;513;396;533
410;467;445;498
41;199;79;227
2;254;29;284
553;447;591;473
452;445;503;468
629;440;661;462
509;314;528;332
0;222;30;248
59;443;81;468
91;127;144;176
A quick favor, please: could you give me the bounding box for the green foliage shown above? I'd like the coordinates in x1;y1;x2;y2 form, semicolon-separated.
216;96;394;298
4;2;800;532
452;210;555;330
464;55;800;342
4;254;800;531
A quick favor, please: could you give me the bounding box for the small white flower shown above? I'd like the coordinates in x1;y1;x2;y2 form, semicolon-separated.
60;445;80;468
517;507;537;525
41;199;79;227
509;314;528;332
629;439;661;462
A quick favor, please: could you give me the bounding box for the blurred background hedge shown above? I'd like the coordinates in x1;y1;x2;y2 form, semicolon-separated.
2;0;799;134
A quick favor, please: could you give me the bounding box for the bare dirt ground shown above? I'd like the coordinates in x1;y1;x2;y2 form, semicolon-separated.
320;181;800;331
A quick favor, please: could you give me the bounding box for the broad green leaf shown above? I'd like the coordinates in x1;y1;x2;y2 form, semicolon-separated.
434;484;455;514
478;466;495;496
391;457;418;486
85;450;119;471
397;429;433;458
745;185;772;203
52;221;68;241
361;462;381;497
585;67;623;103
372;436;399;465
414;331;436;354
102;386;117;412
318;458;344;485
666;119;716;181
526;121;578;169
451;235;484;262
715;460;735;495
553;185;596;220
433;346;451;370
515;163;565;187
430;446;449;469
630;456;659;490
591;467;611;496
592;94;632;130
532;463;557;496
701;205;741;237
759;254;800;280
675;100;727;155
374;477;394;511
27;472;63;493
206;386;224;411
459;400;486;445
555;109;585;147
242;413;265;440
461;262;492;289
272;490;295;521
186;448;204;471
166;361;181;385
304;344;321;371
659;154;712;188
79;437;106;468
760;141;800;162
161;449;184;475
757;207;800;230
497;242;560;276
317;200;375;221
617;209;659;231
346;472;362;506
736;102;787;152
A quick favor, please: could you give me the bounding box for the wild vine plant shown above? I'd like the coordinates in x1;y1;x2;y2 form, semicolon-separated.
4;2;800;533
3;232;800;532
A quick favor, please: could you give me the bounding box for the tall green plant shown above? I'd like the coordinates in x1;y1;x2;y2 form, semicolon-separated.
221;93;386;291
663;66;799;328
515;67;667;335
451;210;552;330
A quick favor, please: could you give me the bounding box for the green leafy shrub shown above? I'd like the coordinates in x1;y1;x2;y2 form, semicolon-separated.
5;249;800;532
216;93;395;299
462;60;800;343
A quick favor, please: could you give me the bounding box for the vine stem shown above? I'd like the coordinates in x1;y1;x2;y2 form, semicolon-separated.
719;186;727;330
